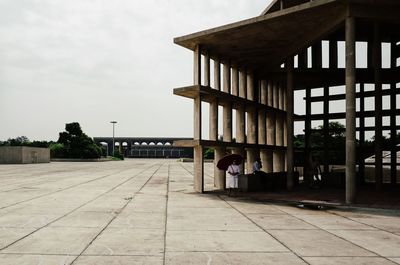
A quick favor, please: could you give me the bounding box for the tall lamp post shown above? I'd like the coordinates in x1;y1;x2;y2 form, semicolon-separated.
110;121;117;156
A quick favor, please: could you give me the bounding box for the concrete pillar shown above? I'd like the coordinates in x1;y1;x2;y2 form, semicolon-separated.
279;83;284;110
267;81;273;107
214;59;221;90
193;45;203;193
232;67;239;96
260;80;267;105
286;57;294;191
260;149;268;172
194;146;204;193
373;22;383;191
323;85;330;174
223;63;231;94
204;50;210;87
247;72;254;101
304;87;312;184
209;100;218;141
246;149;257;174
223;105;232;142
345;17;356;204
223;63;232;142
236;107;246;143
258;109;266;145
273;151;283;173
214;147;225;189
273;81;279;108
239;69;247;98
390;42;397;185
266;80;275;173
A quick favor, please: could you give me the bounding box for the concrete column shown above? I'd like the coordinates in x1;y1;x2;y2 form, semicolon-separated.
194;146;204;193
345;17;356;204
286;57;294;191
304;87;312;184
276;114;284;147
266;80;275;173
214;147;225;189
267;81;273;107
223;63;231;93
223;105;232;142
193;45;203;193
194;45;201;86
232;67;239;96
330;40;338;68
204;51;210;87
265;151;273;173
279;83;284;110
390;42;397;185
260;149;268;172
236;107;246;143
359;83;365;184
260;80;267;105
258;109;266;145
214;59;221;90
259;80;267;146
312;42;322;68
323;85;329;174
273;81;279;108
247;72;254;101
246;149;256;174
209;99;218;141
239;69;247;98
223;63;232;142
373;22;383;191
247;109;257;144
273;151;283;173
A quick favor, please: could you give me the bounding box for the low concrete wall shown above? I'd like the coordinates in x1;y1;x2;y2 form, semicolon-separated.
0;146;50;164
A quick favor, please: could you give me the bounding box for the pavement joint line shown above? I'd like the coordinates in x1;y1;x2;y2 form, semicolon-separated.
219;197;312;265
0;163;161;253
328;210;400;236
70;162;166;265
0;165;152;210
162;163;170;265
271;204;396;262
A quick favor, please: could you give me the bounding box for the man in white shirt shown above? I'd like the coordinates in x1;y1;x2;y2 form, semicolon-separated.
227;160;240;196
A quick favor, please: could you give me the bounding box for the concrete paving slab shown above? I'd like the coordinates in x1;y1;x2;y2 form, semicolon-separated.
0;228;36;249
304;257;398;265
109;212;165;229
166;252;306;265
268;230;375;257
83;228;164;256
50;211;115;228
0;213;59;228
3;227;100;255
273;205;335;216
328;230;400;257
227;200;285;214
248;214;316;230
74;255;163;265
0;254;76;265
346;216;400;233
294;214;375;230
166;230;288;252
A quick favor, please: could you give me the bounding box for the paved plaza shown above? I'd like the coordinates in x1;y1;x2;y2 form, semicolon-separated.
0;159;399;265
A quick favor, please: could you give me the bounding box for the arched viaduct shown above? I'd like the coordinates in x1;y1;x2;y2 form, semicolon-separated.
93;137;193;158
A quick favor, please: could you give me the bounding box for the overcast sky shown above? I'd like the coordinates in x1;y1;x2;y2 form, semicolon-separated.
0;0;274;141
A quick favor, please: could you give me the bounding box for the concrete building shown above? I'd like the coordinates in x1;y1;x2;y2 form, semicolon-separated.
173;0;400;203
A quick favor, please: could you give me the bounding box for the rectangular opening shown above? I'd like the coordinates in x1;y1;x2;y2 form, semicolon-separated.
311;120;323;129
383;95;390;110
202;102;210;140
383;116;390;126
311;87;323;97
307;47;312;68
294;90;305;115
356;42;368;68
311;102;323;114
322;41;329;68
364;97;375;111
330;85;345;95
232;109;237;141
294;55;298;68
382;43;391;69
330;99;345;113
337;41;345;68
218;105;223;140
364;83;375;92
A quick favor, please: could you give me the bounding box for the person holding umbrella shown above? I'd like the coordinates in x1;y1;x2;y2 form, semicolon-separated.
227;159;240;196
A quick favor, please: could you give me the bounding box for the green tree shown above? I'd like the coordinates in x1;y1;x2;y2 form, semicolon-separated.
56;122;102;159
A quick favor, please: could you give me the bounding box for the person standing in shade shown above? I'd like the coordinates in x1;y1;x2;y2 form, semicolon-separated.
253;158;262;173
227;160;240;196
